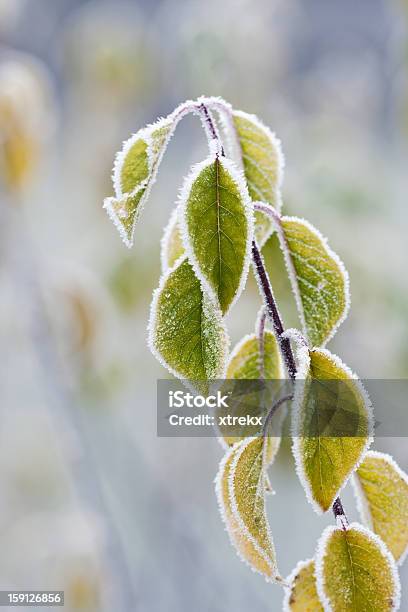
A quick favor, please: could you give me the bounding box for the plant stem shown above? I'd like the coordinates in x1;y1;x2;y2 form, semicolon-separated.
262;394;293;437
197;99;347;525
251;240;297;381
199;102;223;149
332;497;349;531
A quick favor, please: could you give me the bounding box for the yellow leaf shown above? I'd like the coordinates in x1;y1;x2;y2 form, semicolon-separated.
104;116;174;247
283;559;324;611
353;451;408;564
233;110;283;246
215;438;283;583
316;523;400;611
233;110;283;210
292;346;373;513
216;331;284;446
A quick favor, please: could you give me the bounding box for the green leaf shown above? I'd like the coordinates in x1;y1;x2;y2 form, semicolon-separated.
160;207;185;272
283;559;324;611
104;116;174;247
148;258;228;387
232;111;283;246
276;216;350;347
316;523;401;611
216;331;285;447
215;437;283;583
292;346;373;513
352;451;408;564
181;154;253;314
226;331;283;380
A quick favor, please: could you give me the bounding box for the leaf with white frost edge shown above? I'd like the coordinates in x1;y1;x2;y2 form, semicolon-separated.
274;216;350;347
227;330;283;381
216;330;286;471
315;523;401;612
283;558;324;612
291;344;373;513
231;110;284;208
254;210;275;248
180;153;253;315
148;257;228;392
231;111;284;246
215;437;283;583
104;115;175;247
352;451;408;564
160;207;185;272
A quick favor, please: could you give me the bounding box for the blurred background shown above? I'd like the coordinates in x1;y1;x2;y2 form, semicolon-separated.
1;0;408;610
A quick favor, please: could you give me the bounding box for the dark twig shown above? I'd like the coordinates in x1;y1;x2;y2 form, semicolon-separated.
251;240;297;381
332;497;349;530
262;394;293;437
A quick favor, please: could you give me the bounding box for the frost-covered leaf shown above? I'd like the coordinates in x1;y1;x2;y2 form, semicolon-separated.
216;331;284;447
148;258;228;387
104;116;174;247
232;111;283;246
276;216;349;347
352;451;408;564
215;437;282;583
316;523;401;611
283;559;323;612
232;110;283;210
227;330;283;380
292;346;373;513
181;154;253;314
160;207;185;272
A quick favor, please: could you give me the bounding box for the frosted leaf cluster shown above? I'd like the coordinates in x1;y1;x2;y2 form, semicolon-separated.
103;96;408;610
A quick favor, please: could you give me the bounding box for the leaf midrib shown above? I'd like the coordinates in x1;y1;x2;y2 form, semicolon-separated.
343;534;378;611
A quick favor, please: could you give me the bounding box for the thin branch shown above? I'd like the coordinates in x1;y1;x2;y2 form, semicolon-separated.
256;306;267;380
199;102;220;141
262;394;293;437
332;497;349;531
253;200;280;220
197;99;347;525
251;240;297;380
